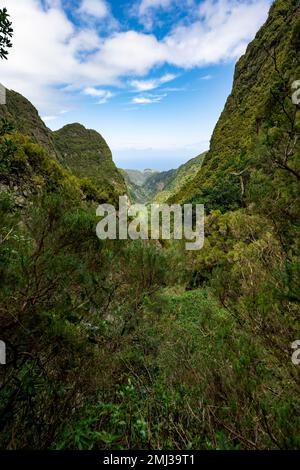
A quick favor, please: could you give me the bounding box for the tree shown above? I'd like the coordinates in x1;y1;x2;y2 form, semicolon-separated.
0;8;13;60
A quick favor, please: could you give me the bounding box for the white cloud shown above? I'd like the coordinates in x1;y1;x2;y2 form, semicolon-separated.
42;115;58;122
132;94;166;104
138;0;173;16
95;31;166;75
0;0;271;114
78;0;109;19
133;97;153;104
136;0;174;30
84;87;110;97
164;0;271;68
83;87;113;103
130;73;177;91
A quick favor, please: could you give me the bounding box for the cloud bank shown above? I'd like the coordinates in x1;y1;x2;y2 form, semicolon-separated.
0;0;271;113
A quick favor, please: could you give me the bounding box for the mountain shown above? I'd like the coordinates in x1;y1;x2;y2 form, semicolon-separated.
152;152;206;203
53;123;126;200
120;169;150;203
170;0;300;211
125;168;159;187
0;89;60;161
124;153;205;203
124;167;174;203
142;169;176;201
0;88;126;203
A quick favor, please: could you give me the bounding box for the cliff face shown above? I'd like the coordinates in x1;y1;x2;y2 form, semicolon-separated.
172;0;300;210
0;89;60;161
53;123;126;198
0;90;126;201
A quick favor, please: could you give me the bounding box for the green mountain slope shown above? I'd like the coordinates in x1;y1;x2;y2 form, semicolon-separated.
0;89;126;203
171;0;300;211
124;153;205;203
143;169;176;201
124;167;175;203
53;124;127;202
120;168;150;203
125;168;159;187
153;152;206;203
0;89;60;161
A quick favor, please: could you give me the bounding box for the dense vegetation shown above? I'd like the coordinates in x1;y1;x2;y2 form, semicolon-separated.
0;0;300;450
124;169;159;187
0;7;13;60
54;124;127;204
151;153;206;204
124;153;205;203
123;168;174;203
0;90;60;161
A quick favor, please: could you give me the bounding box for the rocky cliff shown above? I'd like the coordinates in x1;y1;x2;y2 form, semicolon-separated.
171;0;300;211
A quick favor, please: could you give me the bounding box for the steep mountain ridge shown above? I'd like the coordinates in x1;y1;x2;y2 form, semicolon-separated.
53;123;126;200
170;0;300;210
124;167;175;203
0;89;60;161
0;88;126;202
120;169;150;203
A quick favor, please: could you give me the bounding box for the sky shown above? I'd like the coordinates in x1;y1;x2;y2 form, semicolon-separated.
0;0;272;170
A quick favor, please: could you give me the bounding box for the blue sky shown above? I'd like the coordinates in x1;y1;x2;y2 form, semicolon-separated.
0;0;272;169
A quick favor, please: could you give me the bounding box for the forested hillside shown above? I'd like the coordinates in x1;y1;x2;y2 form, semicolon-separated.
0;0;300;451
125;169;159;187
0;89;60;161
120;168;159;203
124;153;205;203
152;153;206;203
0;89;126;205
170;0;300;209
54;124;126;203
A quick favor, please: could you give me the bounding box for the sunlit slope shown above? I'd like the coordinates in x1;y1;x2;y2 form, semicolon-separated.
169;0;300;211
53;123;127;201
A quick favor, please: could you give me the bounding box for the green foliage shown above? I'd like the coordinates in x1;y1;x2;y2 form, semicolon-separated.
53;288;300;450
0;7;13;60
0;89;60;160
124;153;205;204
0;132;184;448
53;124;127;203
0;118;14;136
153;153;206;204
170;0;300;210
1;0;300;452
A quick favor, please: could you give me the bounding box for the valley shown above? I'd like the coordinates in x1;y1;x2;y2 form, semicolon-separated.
123;152;206;204
0;0;300;451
